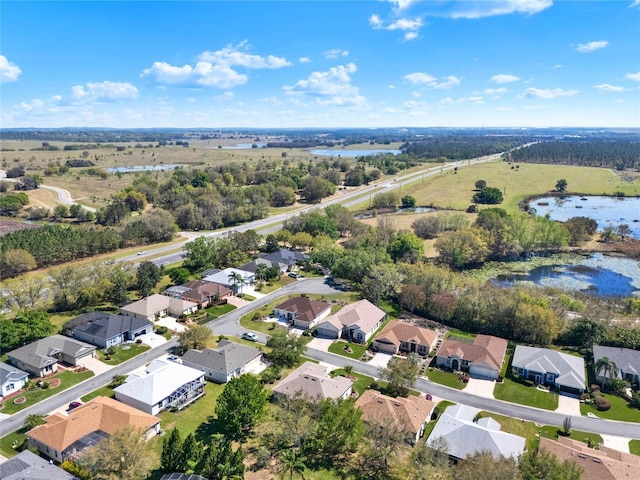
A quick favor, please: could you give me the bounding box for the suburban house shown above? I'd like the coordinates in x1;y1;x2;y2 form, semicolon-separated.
355;389;436;444
274;296;332;330
0;449;79;480
258;249;309;272
69;311;153;349
0;361;29;399
164;280;232;308
273;362;353;401
114;358;205;415
201;267;255;294
316;299;387;344
120;294;198;322
181;339;264;383
7;335;97;378
372;320;439;356
593;344;640;386
426;404;526;461
435;334;508;380
540;436;640;480
27;396;160;464
511;345;586;394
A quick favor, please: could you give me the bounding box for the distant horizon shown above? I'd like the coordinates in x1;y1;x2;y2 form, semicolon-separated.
2;1;639;129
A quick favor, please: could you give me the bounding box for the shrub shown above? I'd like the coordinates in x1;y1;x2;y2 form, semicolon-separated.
155;325;168;335
594;394;611;411
135;338;142;343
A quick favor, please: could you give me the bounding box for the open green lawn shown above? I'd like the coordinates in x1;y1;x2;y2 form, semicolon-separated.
256;275;296;294
328;340;369;360
444;329;476;340
630;440;640;456
493;378;559;410
80;386;115;402
0;428;29;459
402;161;639;214
425;368;467;390
97;343;150;365
539;425;602;447
330;368;374;395
580;392;640;422
0;369;94;414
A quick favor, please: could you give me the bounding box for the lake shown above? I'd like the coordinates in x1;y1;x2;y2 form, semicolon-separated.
309;149;402;157
106;164;183;173
208;143;268;149
532;195;640;239
492;253;640;298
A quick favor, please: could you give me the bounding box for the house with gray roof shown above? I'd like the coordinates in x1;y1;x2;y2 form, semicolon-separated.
316;299;387;344
70;311;153;349
426;404;526;462
273;362;353;401
258;249;309;271
7;335;96;378
512;345;586;394
0;361;29;399
593;344;640;386
181;340;264;383
114;358;205;415
0;449;79;480
121;294;198;321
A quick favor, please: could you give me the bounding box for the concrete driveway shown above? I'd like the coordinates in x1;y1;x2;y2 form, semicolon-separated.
155;316;186;333
82;356;113;376
600;433;631;453
367;352;393;368
137;332;168;349
307;337;334;352
463;377;496;398
555;394;581;416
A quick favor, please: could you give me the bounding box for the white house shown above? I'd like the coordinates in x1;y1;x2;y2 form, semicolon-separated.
201;268;255;294
0;361;29;399
120;294;198;322
316;299;386;344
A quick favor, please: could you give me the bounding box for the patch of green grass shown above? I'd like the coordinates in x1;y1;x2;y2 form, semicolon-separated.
580;392;640;422
444;329;476;340
425;368;466;390
379;300;404;319
238;293;257;301
0;370;94;414
539;425;602;447
256;275;296;294
205;303;237;317
80;386;115;402
494;378;559;410
328;340;368;359
97;343;150;365
330;368;374;395
0;428;28;459
477;412;541;450
630;439;640;456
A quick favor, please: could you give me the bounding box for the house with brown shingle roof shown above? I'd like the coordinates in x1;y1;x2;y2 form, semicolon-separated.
355;389;436;444
435;334;508;380
273;362;353;401
165;280;232;308
274;296;332;330
121;294;198;321
540;436;640;480
27;396;160;464
316;299;387;344
372;320;439;356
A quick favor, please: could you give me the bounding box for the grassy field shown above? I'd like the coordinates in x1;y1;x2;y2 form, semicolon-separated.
424;368;467;390
580;392;640;422
493;378;559;410
328;340;369;360
330;368;374;395
97;343;150;365
397;161;640;214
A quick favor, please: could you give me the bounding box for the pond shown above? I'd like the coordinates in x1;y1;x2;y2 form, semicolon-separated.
492;253;640;298
106;164;184;173
532;195;640;239
308;148;402;157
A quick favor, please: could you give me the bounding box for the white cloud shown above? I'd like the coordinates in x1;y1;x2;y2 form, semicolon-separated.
299;57;311;64
593;84;625;92
551;64;562;69
18;98;45;111
411;91;422;98
624;71;640;81
284;63;366;107
404;73;460;89
0;55;22;83
491;73;520;84
369;14;423;41
70;81;139;101
388;84;396;89
484;87;507;95
522;87;579;99
369;14;384;27
631;0;640;7
323;49;349;59
576;40;608;53
440;95;483;105
437;0;552;19
141;41;290;88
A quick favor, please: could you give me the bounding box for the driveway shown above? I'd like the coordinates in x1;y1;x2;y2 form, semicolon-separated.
555;394;581;416
137;332;168;349
367;352;393;368
155;315;187;333
307;337;334;352
600;433;631;453
463;377;496;398
227;295;250;308
82;356;113;376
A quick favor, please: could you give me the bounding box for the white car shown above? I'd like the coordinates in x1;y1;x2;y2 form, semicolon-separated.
242;332;258;342
137;251;146;256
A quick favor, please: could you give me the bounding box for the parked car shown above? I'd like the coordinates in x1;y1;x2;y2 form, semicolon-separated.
242;332;258;342
288;272;299;278
137;251;146;256
68;401;82;411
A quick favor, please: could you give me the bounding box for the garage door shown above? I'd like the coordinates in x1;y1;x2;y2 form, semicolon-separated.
470;365;497;380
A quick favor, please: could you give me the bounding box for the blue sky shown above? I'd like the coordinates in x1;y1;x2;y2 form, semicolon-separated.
1;1;639;128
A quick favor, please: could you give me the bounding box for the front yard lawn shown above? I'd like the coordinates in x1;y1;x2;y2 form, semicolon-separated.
630;439;640;456
0;428;29;459
97;343;150;365
81;386;115;402
425;368;467;390
205;303;237;318
330;368;374;395
0;369;94;414
494;378;558;411
580;392;640;422
539;425;602;447
328;340;368;360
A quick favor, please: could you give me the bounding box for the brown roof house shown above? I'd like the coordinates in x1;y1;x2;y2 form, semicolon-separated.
372;320;439;356
316;299;387;344
435;334;508;380
273;362;353;402
27;396;160;464
355;389;436;444
274;296;332;330
164;280;232;308
121;294;198;322
540;436;640;480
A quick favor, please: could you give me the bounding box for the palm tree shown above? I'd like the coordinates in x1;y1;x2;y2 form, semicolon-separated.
24;414;46;430
595;356;619;390
228;271;245;295
255;263;268;283
280;448;306;480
